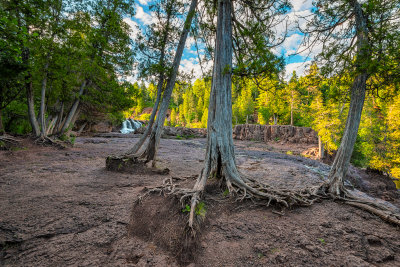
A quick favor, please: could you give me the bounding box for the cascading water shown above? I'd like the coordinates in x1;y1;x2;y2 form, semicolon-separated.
120;119;142;134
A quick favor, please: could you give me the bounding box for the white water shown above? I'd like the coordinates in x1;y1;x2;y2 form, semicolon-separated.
120;119;142;134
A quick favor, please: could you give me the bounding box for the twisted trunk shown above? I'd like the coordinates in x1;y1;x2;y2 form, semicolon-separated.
141;0;198;164
327;0;369;195
188;0;238;227
59;80;86;135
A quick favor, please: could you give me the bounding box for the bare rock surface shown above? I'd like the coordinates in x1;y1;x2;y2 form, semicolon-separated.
0;136;399;266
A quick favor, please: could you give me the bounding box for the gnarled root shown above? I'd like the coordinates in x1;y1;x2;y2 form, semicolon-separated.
0;134;22;150
34;135;67;149
318;179;400;226
0;135;21;145
345;200;400;225
138;167;323;232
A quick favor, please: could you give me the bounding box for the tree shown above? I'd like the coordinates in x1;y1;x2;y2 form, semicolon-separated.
118;0;198;165
1;0;136;141
141;0;198;164
0;4;27;134
127;0;180;154
177;0;319;229
302;0;400;196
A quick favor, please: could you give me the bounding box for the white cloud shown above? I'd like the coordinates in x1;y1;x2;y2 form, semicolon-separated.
185;36;196;49
123;18;139;39
180;58;202;78
291;0;313;12
281;33;303;56
138;0;150;5
284;61;311;81
134;5;152;25
180;57;212;81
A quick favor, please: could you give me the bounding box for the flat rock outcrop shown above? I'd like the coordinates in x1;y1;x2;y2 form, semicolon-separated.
233;124;318;144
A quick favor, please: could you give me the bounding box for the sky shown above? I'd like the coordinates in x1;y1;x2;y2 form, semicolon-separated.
123;0;319;82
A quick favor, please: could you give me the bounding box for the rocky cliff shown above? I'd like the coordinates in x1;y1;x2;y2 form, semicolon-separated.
233;124;318;144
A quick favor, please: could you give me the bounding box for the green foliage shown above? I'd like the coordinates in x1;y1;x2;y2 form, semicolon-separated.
181;202;206;219
138;113;151;121
223;189;229;197
0;0;136;136
195;201;206;218
182;204;191;213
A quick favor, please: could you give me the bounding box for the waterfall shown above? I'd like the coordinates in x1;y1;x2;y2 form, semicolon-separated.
120;119;143;134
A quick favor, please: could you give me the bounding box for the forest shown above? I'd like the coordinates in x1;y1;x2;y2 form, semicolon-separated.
1;0;400;266
1;0;399;186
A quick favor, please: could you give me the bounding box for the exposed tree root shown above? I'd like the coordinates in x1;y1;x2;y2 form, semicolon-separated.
135;170;324;233
318;182;400;226
346;200;400;225
106;154;170;175
0;135;21;145
135;171;400;236
0;134;22;150
34;136;67;149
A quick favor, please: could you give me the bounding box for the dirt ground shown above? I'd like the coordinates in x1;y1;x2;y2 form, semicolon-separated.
0;135;399;266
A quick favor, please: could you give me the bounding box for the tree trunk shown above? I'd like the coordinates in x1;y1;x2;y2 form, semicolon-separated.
141;0;198;163
77;121;87;136
66;106;81;136
126;77;164;155
327;0;369;195
26;75;40;137
125;0;175;155
273;113;277;125
0;109;4;134
39;62;50;138
46;115;58;136
318;135;324;159
59;80;86;135
187;0;244;227
54;101;64;134
290;90;294;126
327;73;367;194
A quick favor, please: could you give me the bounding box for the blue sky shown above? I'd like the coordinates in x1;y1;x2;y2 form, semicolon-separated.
123;0;319;81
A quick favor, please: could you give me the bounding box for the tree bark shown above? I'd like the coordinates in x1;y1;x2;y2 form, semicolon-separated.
26;75;40;137
46;114;58;136
327;0;369;195
54;101;64;134
66;106;81;135
59;80;86;135
290;89;294;126
126;77;164;155
318;135;324;159
39;61;50;138
141;0;198;163
187;0;244;227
